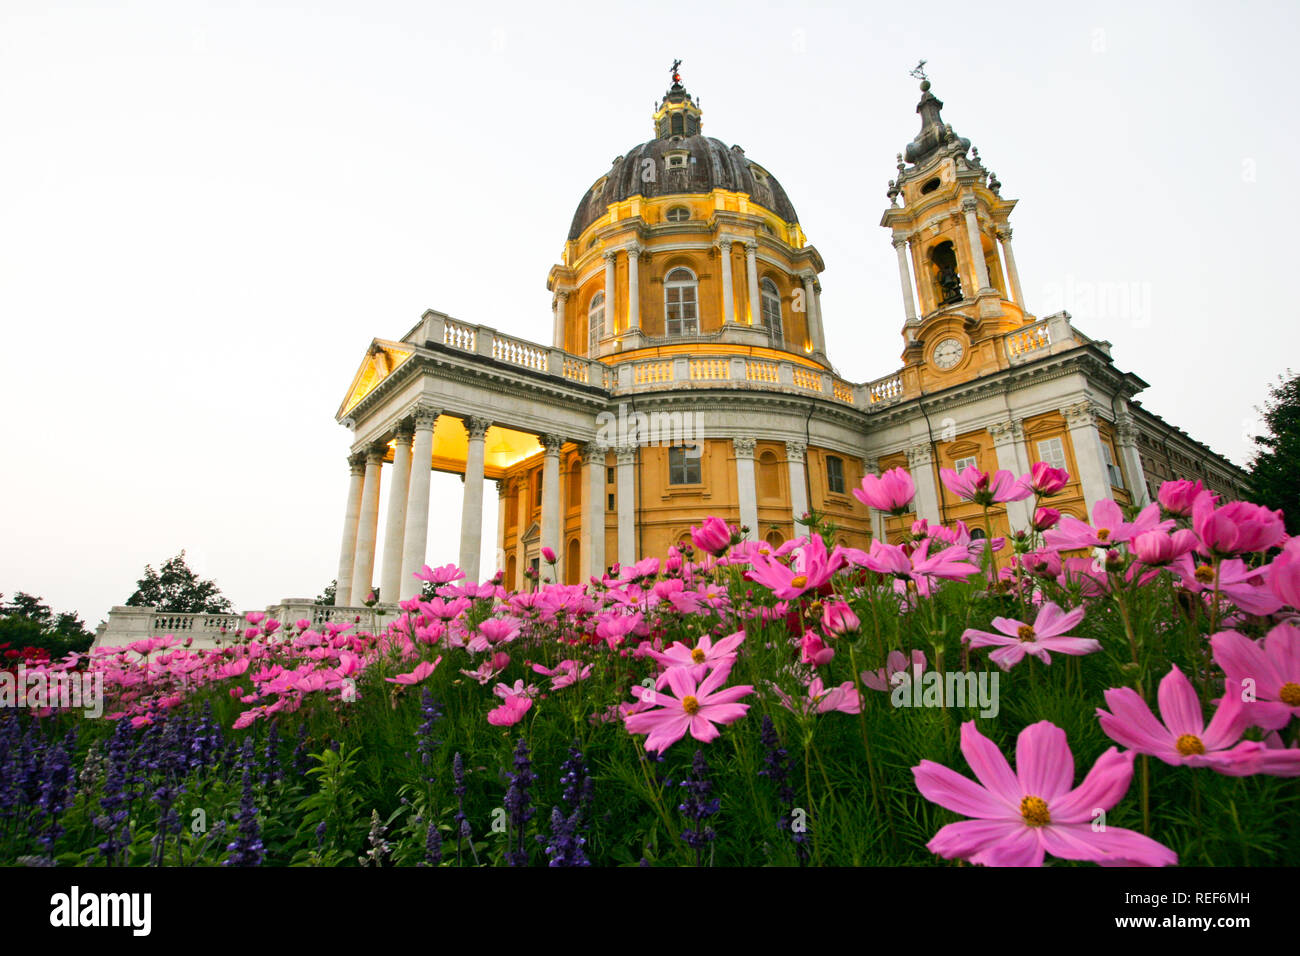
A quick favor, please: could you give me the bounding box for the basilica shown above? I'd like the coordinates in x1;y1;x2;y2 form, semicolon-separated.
330;68;1248;602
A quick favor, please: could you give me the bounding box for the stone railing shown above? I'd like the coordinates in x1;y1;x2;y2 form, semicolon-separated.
492;334;547;373
865;372;904;406
1003;311;1083;365
93;603;391;650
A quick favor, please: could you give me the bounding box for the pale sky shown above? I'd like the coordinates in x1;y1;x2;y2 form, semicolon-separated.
3;0;1297;627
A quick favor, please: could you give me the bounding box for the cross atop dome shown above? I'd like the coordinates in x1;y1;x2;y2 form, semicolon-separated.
654;59;701;138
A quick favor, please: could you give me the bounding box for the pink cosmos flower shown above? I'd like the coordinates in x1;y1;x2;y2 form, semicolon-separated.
1270;538;1300;609
1096;665;1282;775
1212;623;1300;731
769;677;861;715
1043;499;1173;551
1026;461;1070;496
541;546;557;564
800;631;834;667
913;720;1177;867
647;631;745;683
531;658;592;690
861;649;927;692
1193;496;1287;558
745;533;843;601
962;602;1099;670
384;656;442;685
246;612;266;626
939;466;1032;507
623;662;754;753
1169;555;1283;617
1033;507;1061;531
1130;529;1198;567
415;563;466;584
1158;479;1207;517
487;694;532;727
691;516;734;557
821;601;860;636
853;467;916;515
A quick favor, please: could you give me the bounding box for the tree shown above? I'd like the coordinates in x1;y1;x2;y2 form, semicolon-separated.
0;592;95;658
125;551;233;614
1248;369;1300;535
315;580;336;606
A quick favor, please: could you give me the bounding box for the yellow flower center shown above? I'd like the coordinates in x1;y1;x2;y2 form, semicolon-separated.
791;575;808;589
1017;625;1036;642
690;647;707;664
1019;795;1051;827
1175;734;1206;756
681;695;700;715
1279;682;1300;706
1096;528;1111;541
1193;565;1215;584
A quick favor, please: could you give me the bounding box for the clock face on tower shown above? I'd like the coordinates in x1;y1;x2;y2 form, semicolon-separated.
932;337;964;370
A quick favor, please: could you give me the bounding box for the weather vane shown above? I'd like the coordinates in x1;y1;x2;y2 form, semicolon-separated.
671;59;682;84
909;59;928;82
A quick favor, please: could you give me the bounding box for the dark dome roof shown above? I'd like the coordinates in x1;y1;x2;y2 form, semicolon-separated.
567;134;801;241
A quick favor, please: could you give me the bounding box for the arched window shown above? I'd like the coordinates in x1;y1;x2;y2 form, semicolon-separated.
666;205;690;222
765;529;784;550
930;241;962;305
760;278;783;343
664;268;698;335
671;113;684;136
758;450;780;499
588;292;605;355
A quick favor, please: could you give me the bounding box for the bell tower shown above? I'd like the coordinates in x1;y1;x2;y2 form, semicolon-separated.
880;67;1032;391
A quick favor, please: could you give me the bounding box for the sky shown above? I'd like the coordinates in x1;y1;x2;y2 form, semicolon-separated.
2;0;1297;628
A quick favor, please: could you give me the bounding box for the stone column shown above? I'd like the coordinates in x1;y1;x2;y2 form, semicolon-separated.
458;416;491;583
399;405;439;601
495;480;507;571
906;443;942;525
334;453;366;608
581;443;607;581
862;460;888;542
786;441;808;529
626;248;640;332
539;433;564;583
745;240;760;326
718;239;735;324
1116;414;1150;505
813;282;826;353
962;197;992;291
990;420;1033;530
801;272;826;354
892;235;919;323
1063;401;1111;516
350;442;386;605
616;444;636;568
603;251;617;332
996;228;1025;308
379;422;414;603
552;292;568;350
734;437;758;540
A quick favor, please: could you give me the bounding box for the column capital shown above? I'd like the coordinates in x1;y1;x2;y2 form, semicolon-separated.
540;433;566;455
988;419;1024;447
347;453;367;474
364;442;388;463
555;290;570;303
744;239;758;253
732;437;756;459
784;440;807;463
960;196;979;214
582;442;608;465
410;404;441;430
393;421;415;443
716;238;733;253
1061;401;1101;428
603;249;618;262
863;458;880;477
905;442;933;469
891;234;910;250
615;444;637;466
496;479;506;496
1115;415;1141;448
626;245;642;261
996;227;1013;242
463;416;492;440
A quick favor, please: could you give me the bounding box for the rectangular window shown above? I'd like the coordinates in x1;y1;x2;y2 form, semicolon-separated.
953;455;978;474
607;466;615;485
608;492;615;511
535;474;543;507
1037;438;1067;473
669;446;701;485
1102;444;1125;488
826;455;845;494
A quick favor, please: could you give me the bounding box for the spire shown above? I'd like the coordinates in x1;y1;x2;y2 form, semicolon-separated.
653;59;702;139
902;70;970;167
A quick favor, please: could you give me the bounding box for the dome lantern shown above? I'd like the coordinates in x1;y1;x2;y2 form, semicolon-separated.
652;60;702;139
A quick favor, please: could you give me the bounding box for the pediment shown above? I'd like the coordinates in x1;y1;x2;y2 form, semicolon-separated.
520;521;541;543
337;340;414;420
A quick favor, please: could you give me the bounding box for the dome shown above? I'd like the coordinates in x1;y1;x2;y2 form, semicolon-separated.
566;75;800;241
